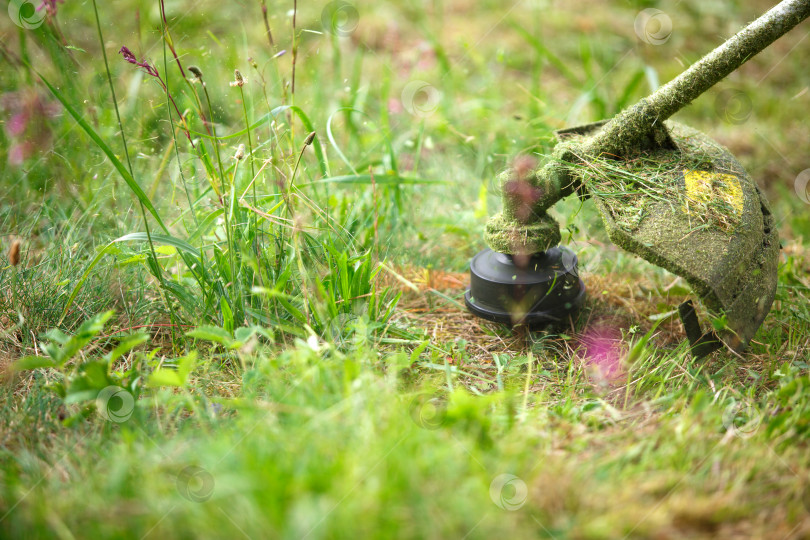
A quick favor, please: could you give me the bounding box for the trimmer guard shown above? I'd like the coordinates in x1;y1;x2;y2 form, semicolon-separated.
559;121;779;352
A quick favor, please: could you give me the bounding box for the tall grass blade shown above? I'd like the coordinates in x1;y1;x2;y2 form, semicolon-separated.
31;68;169;233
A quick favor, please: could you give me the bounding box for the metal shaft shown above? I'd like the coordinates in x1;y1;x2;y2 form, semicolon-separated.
585;0;810;157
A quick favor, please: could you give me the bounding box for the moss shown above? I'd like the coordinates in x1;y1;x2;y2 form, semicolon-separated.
500;164;575;221
484;212;561;254
490;142;583;254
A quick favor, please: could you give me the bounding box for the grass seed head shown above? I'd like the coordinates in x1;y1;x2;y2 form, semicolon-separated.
188;65;204;81
230;69;246;87
9;240;20;267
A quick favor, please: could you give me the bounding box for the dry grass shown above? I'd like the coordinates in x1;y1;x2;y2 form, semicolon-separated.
384;264;696;368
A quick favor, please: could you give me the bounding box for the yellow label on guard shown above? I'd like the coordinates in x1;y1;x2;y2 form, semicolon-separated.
683;170;744;216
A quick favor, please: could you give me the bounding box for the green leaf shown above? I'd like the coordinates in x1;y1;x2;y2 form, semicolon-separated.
68;361;113;394
163;280;202;316
60;232;202;322
188;209;224;244
63;390;100;405
106;333;150;363
221;297;235;334
234;326;272;343
42;327;71;345
410;340;430;364
626;318;663;365
14;356;59;371
176;352;197;382
116;254;148;266
187;325;235;348
43;311;115;367
148;352;197;387
711;313;730;332
148;369;183;387
114;233;200;256
289;106;329;178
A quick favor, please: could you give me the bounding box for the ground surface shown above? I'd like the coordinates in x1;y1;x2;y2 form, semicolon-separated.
1;0;809;538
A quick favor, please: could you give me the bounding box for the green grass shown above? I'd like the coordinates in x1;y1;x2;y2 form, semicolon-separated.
2;0;810;538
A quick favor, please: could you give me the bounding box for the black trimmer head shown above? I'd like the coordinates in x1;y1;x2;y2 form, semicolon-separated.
464;247;585;326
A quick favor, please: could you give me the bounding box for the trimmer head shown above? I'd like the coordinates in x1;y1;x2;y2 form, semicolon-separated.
465;247;585;326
